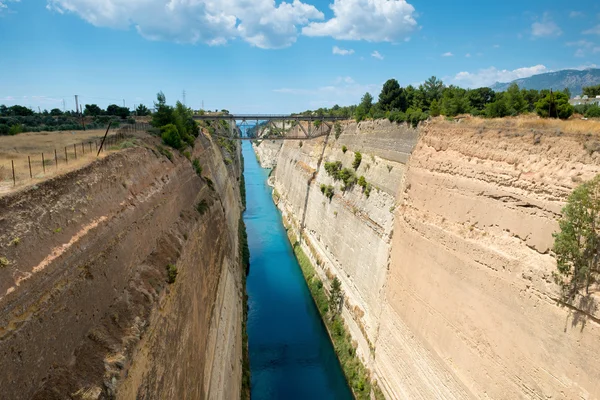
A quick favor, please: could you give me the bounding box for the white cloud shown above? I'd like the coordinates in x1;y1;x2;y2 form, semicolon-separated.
453;64;548;88
442;52;453;57
371;50;384;60
493;44;500;48
0;0;19;12
332;46;354;55
583;25;600;35
575;48;586;57
465;53;471;58
46;0;324;49
302;0;417;42
531;13;562;37
570;11;584;18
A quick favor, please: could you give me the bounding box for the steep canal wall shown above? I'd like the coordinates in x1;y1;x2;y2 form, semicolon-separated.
265;118;600;399
0;133;246;399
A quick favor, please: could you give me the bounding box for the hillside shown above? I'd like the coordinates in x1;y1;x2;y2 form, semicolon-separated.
490;68;600;95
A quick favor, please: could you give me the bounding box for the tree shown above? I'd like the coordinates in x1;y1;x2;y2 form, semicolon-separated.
84;104;103;116
440;86;470;117
355;92;373;122
329;277;343;318
50;108;63;116
9;105;34;116
429;99;441;117
161;123;183;150
106;104;130;118
151;91;175;128
562;87;572;99
136;104;150;116
504;83;528;116
583;85;600;98
467;87;496;111
535;91;574;119
553;175;600;301
423;76;445;108
379;79;406;111
485;96;509;118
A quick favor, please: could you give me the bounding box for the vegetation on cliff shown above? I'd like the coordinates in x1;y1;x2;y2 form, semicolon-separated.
553;175;600;301
292;241;385;400
151;91;199;151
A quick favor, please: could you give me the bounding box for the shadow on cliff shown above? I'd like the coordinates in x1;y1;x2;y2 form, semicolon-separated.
561;293;599;332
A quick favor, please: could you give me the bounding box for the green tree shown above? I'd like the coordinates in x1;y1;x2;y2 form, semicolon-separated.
553;175;600;301
440;86;470;117
585;105;600;118
422;76;445;108
161;123;183;150
151;91;175;128
136;104;150;116
504;83;528;116
467;87;496;112
429;99;441;117
355;92;373;122
50;108;63;116
583;85;600;97
535;91;574;119
84;104;103;116
352;152;362;170
485;96;509;118
329;277;343;318
379;79;406;111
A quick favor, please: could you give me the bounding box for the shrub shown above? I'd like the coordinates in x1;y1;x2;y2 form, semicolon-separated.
183;150;192;160
339;168;356;190
196;199;209;215
166;264;178;284
324;161;343;178
193;158;202;176
342;145;348;153
8;124;23;136
161;123;183;149
157;145;173;161
325;185;335;200
320;184;326;194
585;105;600;118
334;122;342;139
535;92;574;119
352;152;362;170
205;177;215;191
358;176;367;188
0;257;9;268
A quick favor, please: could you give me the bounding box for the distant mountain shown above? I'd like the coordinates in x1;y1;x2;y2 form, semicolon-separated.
490;68;600;96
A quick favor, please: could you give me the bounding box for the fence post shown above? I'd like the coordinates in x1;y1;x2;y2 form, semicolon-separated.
65;147;68;164
97;122;112;156
89;142;92;153
42;153;45;174
82;142;85;155
12;160;15;186
55;149;58;170
74;143;77;159
28;156;32;179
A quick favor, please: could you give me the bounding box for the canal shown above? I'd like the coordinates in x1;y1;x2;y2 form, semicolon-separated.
242;141;352;399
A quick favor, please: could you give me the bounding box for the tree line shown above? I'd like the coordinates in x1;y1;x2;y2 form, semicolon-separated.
299;77;600;126
0;103;152;135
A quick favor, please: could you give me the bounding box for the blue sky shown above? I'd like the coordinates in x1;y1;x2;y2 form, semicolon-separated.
0;0;599;113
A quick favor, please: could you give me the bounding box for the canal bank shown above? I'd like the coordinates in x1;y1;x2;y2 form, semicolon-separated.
242;141;352;399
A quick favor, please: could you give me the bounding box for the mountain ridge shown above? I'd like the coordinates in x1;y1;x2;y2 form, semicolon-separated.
490;68;600;95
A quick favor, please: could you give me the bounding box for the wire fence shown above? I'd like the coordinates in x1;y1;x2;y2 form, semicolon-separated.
0;122;151;194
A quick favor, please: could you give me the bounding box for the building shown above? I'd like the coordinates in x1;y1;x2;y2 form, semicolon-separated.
570;95;600;106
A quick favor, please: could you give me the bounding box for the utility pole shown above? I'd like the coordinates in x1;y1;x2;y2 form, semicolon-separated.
202;100;204;110
183;90;186;106
134;104;137;116
74;95;79;114
62;99;66;112
123;99;126;108
38;106;41;114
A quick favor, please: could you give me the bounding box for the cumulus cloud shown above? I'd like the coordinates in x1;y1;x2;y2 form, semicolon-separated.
46;0;324;49
332;46;354;55
0;0;20;12
569;11;584;18
442;52;453;57
453;64;549;88
302;0;417;42
531;13;562;37
567;40;600;57
371;50;384;60
583;25;600;35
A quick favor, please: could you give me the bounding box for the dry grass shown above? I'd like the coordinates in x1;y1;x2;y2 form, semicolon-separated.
434;114;600;136
0;128;129;197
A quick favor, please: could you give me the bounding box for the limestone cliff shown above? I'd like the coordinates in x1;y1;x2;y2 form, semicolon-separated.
252;140;282;169
0;133;245;399
268;118;600;399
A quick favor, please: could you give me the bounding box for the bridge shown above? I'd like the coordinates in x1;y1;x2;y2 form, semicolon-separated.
192;114;347;140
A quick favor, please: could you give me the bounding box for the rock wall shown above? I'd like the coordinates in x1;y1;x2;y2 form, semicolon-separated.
252;140;282;168
269;118;600;399
0;133;245;399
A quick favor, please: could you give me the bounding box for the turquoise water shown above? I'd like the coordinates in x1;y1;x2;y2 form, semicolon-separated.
242;141;352;399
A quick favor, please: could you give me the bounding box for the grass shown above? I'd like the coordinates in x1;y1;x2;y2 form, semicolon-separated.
0;257;9;268
193;158;202;176
9;237;20;246
292;242;385;400
156;145;173;161
53;227;62;234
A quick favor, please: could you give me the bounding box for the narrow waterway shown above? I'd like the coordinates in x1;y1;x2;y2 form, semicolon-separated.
242;141;352;399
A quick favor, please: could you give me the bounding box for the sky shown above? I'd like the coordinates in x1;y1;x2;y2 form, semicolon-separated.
0;0;599;113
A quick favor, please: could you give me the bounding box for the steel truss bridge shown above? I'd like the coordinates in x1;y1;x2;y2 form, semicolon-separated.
192;114;347;140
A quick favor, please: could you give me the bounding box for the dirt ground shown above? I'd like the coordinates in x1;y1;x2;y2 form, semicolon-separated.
0;128;134;196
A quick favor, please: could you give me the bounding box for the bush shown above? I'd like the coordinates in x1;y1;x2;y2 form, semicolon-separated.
585;105;600;118
161;123;183;149
192;158;202;176
325;185;335;200
535;92;574;119
334;122;342;139
324;161;343;178
183;150;191;160
166;264;178;284
8;124;23;136
342;145;348;153
196;200;209;215
156;145;173;161
352;152;362;170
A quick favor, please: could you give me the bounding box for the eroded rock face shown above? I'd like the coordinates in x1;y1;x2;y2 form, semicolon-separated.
0;134;244;399
252;140;283;169
269;118;600;399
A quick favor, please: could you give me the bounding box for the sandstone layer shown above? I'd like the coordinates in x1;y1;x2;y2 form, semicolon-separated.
0;134;245;399
268;118;600;399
